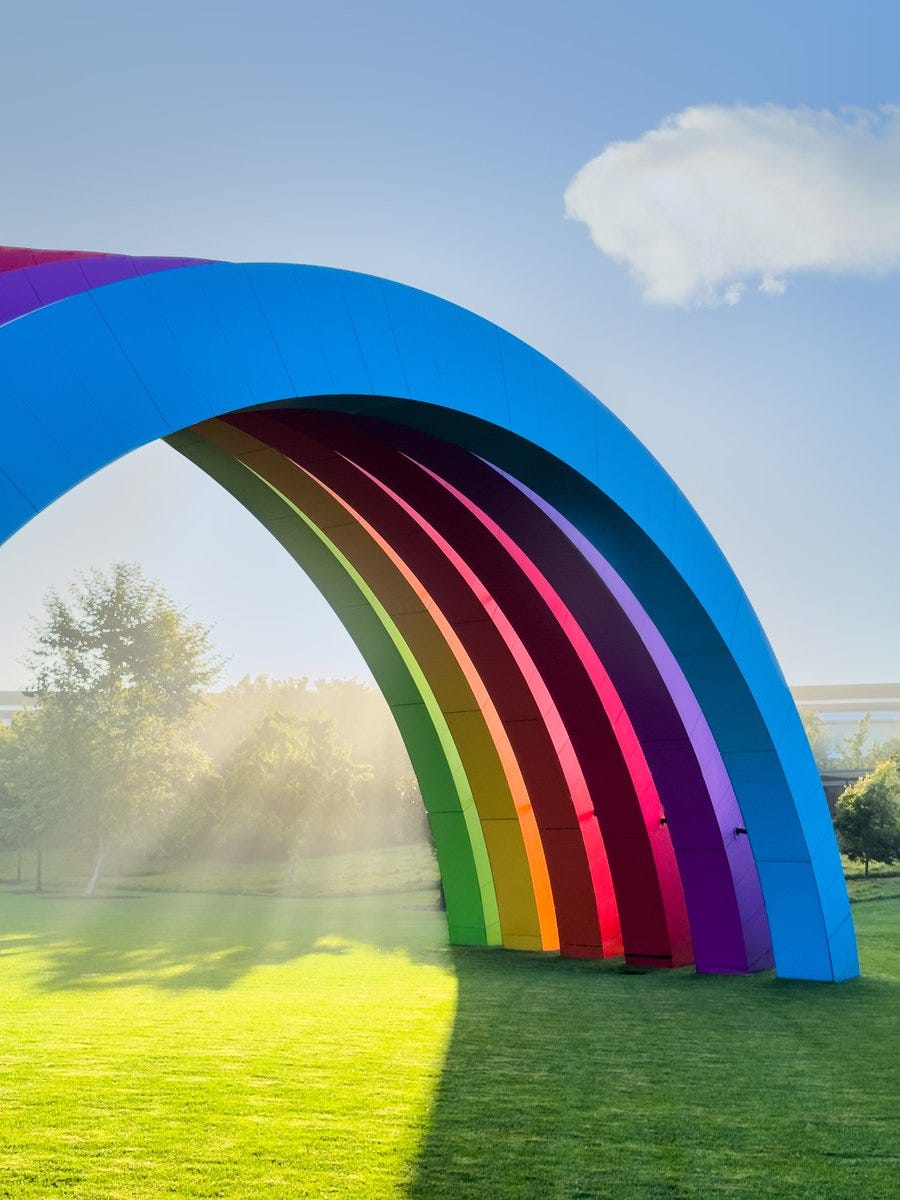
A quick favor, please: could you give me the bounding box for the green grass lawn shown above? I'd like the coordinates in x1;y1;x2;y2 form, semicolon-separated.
0;861;896;1199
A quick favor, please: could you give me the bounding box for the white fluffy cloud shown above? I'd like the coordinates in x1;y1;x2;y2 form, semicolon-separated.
564;104;900;306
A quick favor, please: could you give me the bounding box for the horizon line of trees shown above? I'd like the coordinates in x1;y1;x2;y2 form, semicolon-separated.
0;562;897;895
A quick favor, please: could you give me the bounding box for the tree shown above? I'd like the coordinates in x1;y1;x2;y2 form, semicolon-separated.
832;713;874;770
21;563;221;894
0;707;77;891
833;758;900;876
216;709;369;879
870;732;900;764
0;725;30;885
800;708;833;772
355;742;428;849
194;674;429;857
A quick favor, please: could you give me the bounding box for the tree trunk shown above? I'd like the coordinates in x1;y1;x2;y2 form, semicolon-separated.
286;833;307;887
864;857;869;877
84;849;105;897
286;851;298;886
16;850;22;884
35;843;42;894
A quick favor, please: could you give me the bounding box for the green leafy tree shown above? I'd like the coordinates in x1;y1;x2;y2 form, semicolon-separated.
832;713;874;770
216;709;370;879
195;675;429;856
833;758;900;876
799;709;833;772
0;726;27;884
0;706;79;891
22;563;221;894
355;742;428;848
870;732;900;764
0;727;22;881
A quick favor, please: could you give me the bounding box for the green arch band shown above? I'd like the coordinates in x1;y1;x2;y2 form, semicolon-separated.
167;426;501;947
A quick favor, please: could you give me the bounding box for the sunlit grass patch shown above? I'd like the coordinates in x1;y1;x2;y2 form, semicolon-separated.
0;888;455;1199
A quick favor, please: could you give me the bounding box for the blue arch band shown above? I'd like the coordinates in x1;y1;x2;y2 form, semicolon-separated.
0;257;857;981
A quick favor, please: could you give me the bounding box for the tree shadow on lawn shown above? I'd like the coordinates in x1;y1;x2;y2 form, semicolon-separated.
406;944;899;1200
0;888;445;992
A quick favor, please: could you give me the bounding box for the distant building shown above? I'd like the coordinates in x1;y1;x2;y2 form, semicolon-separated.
0;691;36;727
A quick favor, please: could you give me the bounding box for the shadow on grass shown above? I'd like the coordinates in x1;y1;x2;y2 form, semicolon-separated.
0;888;442;992
405;928;899;1200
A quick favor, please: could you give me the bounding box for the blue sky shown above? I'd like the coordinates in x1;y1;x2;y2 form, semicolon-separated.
1;1;897;687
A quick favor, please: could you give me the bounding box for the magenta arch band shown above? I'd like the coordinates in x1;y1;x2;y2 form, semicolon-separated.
281;409;768;974
228;406;681;964
0;246;858;981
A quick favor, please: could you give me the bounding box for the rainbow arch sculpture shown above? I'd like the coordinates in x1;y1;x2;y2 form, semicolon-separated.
0;245;858;981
